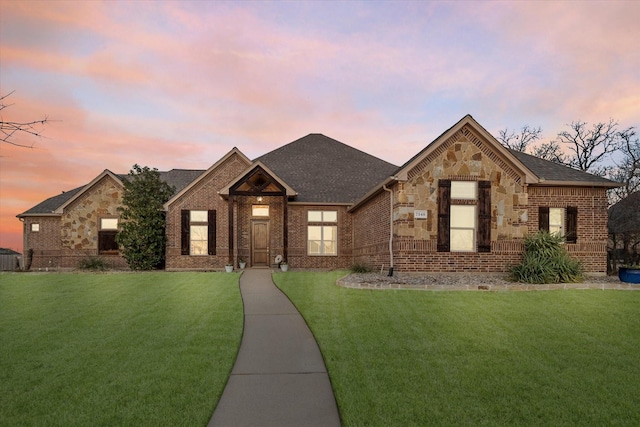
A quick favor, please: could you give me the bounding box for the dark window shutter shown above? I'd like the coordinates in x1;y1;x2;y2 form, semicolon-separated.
181;210;190;255
208;210;216;255
437;180;451;252
539;207;549;232
566;206;577;243
477;181;491;252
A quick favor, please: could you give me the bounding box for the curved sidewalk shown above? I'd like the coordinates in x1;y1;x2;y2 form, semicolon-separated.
209;269;341;427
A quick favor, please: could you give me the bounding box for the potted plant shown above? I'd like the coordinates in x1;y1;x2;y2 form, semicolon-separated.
280;261;288;272
225;263;233;273
618;264;640;284
239;259;247;269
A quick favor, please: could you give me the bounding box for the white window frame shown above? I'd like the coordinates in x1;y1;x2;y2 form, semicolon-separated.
450;205;476;252
190;210;208;256
450;181;478;252
31;223;40;232
549;207;564;236
307;210;338;256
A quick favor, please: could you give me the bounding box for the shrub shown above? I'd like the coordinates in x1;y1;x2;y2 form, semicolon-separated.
78;256;109;271
350;262;372;273
509;231;583;284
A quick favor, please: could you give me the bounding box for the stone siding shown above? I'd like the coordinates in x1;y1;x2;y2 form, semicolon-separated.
351;126;610;274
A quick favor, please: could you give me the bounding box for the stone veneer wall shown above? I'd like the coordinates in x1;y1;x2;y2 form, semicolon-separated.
398;126;528;242
59;175;127;268
352;126;609;274
165;153;250;270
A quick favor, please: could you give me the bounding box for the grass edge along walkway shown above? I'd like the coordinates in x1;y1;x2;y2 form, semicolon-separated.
0;272;243;427
274;270;640;426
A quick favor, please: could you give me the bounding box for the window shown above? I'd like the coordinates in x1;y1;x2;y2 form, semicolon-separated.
181;210;216;255
549;208;563;235
450;205;476;251
539;206;577;243
31;223;40;232
307;211;337;255
438;180;491;252
99;218;119;254
451;181;477;199
252;205;269;217
190;211;208;255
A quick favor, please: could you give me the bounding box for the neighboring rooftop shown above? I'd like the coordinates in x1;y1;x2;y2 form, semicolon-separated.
608;191;640;234
256;133;399;203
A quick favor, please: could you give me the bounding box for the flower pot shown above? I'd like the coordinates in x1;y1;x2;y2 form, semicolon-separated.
280;264;289;272
239;261;246;269
618;267;640;284
225;265;233;273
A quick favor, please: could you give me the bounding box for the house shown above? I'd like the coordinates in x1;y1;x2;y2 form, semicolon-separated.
0;248;22;271
18;115;618;274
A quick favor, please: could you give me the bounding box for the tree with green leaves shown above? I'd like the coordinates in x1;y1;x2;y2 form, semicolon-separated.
117;165;175;270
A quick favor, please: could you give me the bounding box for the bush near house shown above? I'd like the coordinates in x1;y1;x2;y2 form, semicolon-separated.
117;165;175;270
510;231;583;283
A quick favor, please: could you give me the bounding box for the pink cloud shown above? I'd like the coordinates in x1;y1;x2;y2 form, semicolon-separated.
2;1;639;254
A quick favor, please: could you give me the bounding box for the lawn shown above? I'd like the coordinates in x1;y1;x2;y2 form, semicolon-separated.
274;271;640;426
0;272;243;427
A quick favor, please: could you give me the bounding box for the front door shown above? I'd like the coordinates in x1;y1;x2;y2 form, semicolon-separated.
252;220;269;266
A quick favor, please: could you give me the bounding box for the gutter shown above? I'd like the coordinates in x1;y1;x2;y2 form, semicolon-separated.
382;184;394;277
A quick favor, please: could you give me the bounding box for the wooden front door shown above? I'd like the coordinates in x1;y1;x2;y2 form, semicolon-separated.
252;220;269;266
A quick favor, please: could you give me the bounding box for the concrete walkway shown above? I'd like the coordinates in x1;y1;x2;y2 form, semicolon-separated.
209;269;341;427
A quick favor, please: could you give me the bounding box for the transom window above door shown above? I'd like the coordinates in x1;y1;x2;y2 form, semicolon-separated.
252;205;269;217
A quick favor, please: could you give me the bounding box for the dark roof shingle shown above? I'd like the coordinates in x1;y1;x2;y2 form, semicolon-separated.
256;134;399;203
509;149;618;186
19;169;205;216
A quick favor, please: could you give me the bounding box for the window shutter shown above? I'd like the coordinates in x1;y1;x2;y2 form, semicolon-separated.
566;206;577;243
539;207;549;232
477;181;491;252
181;210;190;255
208;210;216;255
437;180;451;252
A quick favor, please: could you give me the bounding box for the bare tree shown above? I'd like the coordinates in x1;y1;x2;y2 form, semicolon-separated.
530;140;566;164
608;127;639;202
498;125;543;152
0;91;49;148
555;119;623;175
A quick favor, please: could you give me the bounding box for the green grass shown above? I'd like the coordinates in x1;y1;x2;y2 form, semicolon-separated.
274;271;640;426
0;272;243;426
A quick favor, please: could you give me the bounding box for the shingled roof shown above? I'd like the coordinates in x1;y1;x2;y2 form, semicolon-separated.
256;134;399;203
18;169;205;217
508;149;618;187
608;191;640;234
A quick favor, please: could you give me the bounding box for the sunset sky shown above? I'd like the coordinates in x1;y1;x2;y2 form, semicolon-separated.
1;0;638;253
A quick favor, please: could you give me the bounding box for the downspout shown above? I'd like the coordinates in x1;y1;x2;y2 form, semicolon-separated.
382;184;394;277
